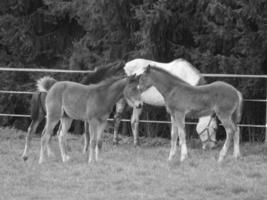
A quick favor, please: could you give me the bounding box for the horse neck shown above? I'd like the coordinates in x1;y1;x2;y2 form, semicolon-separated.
107;78;127;103
82;68;108;85
148;69;176;97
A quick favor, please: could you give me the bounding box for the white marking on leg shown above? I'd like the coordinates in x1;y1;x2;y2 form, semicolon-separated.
174;113;187;162
88;121;97;163
179;129;188;162
233;126;241;158
58;118;72;162
47;137;55;158
22;121;39;160
168;117;178;161
218;126;233;162
83;122;89;154
131;107;142;146
38;144;45;164
39;128;49;164
58;130;68;162
95;145;101;162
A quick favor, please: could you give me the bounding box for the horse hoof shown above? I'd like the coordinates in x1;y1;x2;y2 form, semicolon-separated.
38;159;44;164
233;152;241;159
47;151;55;158
134;141;140;147
180;155;188;162
82;149;88;154
22;156;28;161
113;140;119;146
217;157;224;163
63;155;71;163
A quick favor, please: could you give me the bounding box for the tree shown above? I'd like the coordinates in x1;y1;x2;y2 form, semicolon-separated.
0;0;266;142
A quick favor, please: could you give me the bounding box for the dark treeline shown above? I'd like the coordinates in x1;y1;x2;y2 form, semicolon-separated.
0;0;266;142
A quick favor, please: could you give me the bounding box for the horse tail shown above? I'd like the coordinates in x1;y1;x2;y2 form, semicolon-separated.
30;93;41;120
233;91;243;124
81;61;124;85
36;76;57;92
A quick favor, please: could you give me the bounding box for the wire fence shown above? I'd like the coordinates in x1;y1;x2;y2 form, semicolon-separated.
0;67;266;141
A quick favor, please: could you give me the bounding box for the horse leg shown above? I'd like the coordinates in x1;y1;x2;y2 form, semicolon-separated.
233;126;241;159
82;121;89;154
58;118;72;162
168;115;179;161
95;119;107;162
174;112;187;162
88;120;97;163
113;98;126;145
131;106;142;146
22;117;42;161
178;127;188;162
170;116;182;146
218;117;235;162
46;124;58;158
39;119;58;164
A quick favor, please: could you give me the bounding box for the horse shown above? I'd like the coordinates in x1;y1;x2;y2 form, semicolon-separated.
137;65;243;162
113;58;218;149
38;75;128;164
22;61;124;161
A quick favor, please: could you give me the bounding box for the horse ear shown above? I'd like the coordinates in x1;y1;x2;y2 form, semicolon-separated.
128;75;136;83
119;60;126;68
145;64;151;73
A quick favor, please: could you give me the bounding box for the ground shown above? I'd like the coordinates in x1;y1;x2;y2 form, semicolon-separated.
0;127;266;200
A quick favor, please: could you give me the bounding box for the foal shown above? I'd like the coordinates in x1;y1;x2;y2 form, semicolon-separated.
138;65;243;162
38;75;128;164
113;58;217;150
22;62;124;161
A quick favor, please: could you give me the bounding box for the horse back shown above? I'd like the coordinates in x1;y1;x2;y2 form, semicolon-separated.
205;81;241;110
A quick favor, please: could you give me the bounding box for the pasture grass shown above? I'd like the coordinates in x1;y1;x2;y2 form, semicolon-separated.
0;127;266;200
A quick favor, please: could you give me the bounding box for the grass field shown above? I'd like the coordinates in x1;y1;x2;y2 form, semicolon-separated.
0;127;266;200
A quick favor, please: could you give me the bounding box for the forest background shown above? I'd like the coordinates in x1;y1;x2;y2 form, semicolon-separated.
0;0;266;142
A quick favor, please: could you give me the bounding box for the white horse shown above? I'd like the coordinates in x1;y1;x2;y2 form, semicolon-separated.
114;58;217;149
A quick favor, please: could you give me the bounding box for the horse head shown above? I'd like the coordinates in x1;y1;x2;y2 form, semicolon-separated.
137;64;154;92
196;115;218;150
123;75;143;109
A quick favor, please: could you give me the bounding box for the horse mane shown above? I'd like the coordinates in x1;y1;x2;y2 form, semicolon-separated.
93;74;125;89
81;61;124;85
